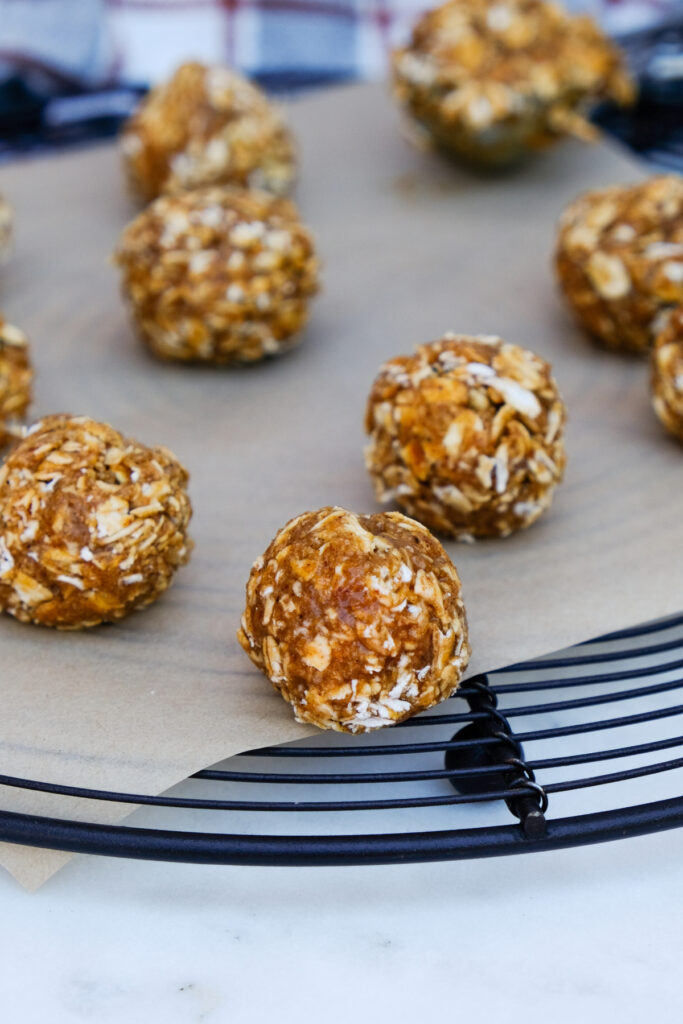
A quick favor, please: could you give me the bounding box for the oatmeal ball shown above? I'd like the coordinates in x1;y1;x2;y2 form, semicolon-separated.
238;506;471;733
556;175;683;354
0;415;192;628
392;0;634;168
365;334;566;539
121;62;296;202
652;306;683;442
0;196;11;264
0;319;32;449
115;186;320;364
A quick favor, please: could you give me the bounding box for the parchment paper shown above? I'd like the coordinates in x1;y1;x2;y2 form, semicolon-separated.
0;83;681;890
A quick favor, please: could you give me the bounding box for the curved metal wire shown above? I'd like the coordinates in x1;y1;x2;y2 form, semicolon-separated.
2;613;683;861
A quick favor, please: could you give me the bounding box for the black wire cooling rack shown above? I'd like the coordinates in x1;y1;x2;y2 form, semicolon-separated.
3;611;683;865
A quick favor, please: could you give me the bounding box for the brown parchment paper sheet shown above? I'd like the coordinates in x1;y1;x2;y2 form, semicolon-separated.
0;83;681;889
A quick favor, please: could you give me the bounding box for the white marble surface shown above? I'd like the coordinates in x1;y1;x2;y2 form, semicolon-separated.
4;619;683;1021
2;828;682;1023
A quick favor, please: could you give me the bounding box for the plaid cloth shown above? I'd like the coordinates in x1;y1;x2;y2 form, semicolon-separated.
0;0;679;89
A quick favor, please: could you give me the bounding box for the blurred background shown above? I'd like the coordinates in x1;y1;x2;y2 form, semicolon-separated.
0;0;682;165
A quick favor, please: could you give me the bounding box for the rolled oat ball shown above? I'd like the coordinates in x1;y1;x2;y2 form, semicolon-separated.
365;334;566;540
556;175;683;354
121;62;296;202
652;306;683;442
0;196;12;264
115;186;320;364
392;0;634;169
0;319;32;449
0;415;192;628
238;506;470;733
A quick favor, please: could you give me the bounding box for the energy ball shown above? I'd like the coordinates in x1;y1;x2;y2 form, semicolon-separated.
555;175;683;353
652;306;683;442
115;186;320;364
365;334;567;540
121;62;296;202
0;319;32;449
0;196;11;264
392;0;634;169
0;415;192;628
238;506;471;733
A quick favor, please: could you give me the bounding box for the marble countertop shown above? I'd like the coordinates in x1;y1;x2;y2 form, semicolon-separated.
2;827;681;1023
5;617;683;1021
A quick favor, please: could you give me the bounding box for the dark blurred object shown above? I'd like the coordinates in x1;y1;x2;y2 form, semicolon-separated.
0;75;143;159
0;20;682;167
593;19;683;170
0;70;348;162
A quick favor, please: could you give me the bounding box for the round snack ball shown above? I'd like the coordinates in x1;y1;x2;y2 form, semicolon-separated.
392;0;634;169
121;62;296;202
0;319;32;449
0;415;192;628
115;186;320;364
652;306;683;442
238;506;471;733
0;195;12;264
555;175;683;353
365;334;567;540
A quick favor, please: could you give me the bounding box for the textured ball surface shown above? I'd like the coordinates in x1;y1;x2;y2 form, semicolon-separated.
238;506;471;733
121;62;296;202
652;307;683;442
0;319;32;449
365;334;566;539
115;186;320;364
555;175;683;353
0;415;192;628
392;0;633;168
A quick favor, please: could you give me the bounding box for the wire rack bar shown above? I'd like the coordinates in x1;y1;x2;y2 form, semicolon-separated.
2;614;683;860
4;718;683;809
217;732;683;766
1;794;683;865
580;612;683;644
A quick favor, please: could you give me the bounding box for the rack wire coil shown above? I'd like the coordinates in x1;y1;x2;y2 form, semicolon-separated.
2;612;683;864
